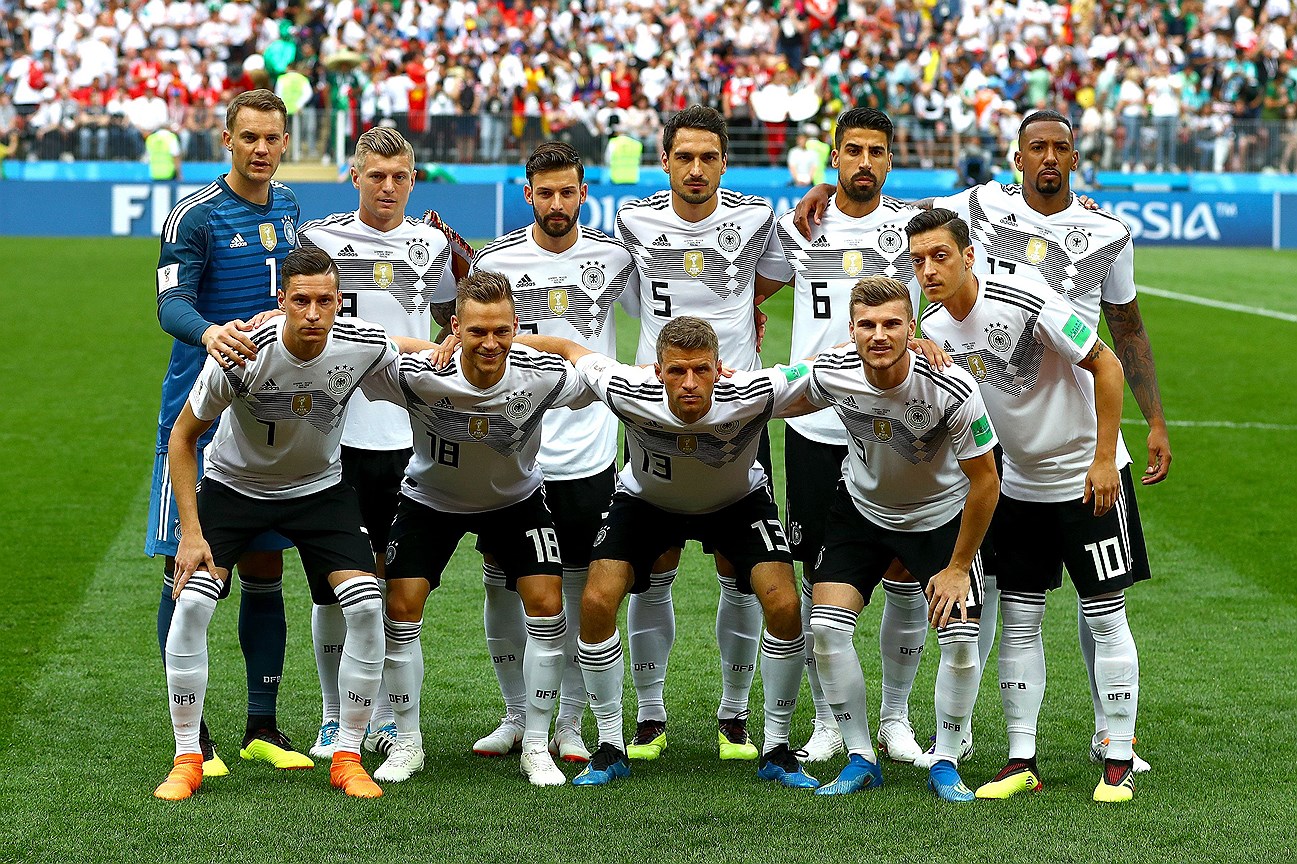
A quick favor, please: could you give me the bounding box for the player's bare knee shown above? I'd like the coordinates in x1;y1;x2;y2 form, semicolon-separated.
517;575;563;618
383;579;428;622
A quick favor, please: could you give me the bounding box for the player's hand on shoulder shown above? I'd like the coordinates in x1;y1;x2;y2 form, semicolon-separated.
427;334;460;369
245;308;284;329
792;183;834;239
754;306;767;353
1077;194;1100;211
173;534;217;599
925;566;971;629
1083;460;1121;516
203;321;260;368
909;337;952;369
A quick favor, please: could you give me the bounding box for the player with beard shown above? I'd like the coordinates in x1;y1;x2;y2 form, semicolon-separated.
613;105;790;763
757;108;932;768
793;110;1167;771
466;142;638;765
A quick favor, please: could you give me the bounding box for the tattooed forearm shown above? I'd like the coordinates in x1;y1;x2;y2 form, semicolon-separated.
431;301;455;331
1101;297;1165;424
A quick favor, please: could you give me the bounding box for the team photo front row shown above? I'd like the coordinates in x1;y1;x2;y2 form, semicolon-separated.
156;226;1143;805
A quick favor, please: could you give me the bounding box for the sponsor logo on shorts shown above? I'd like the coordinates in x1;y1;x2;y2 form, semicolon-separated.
385;541;397;566
788;521;803;546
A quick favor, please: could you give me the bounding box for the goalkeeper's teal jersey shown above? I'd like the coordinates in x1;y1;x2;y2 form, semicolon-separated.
153;176;300;449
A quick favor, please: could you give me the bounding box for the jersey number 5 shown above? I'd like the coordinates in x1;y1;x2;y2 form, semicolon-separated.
651;281;672;318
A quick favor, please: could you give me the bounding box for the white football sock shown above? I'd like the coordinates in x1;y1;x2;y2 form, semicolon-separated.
522;612;567;748
800;577;834;724
382;615;423;742
999;592;1047;761
810;604;875;759
578;631;626;751
1078;602;1107;737
628;568;675;723
555;568;588;729
879;578;927;725
1081;594;1140;762
978;569;1001;676
311;602;346;723
334;575;384;754
483;563;527;717
933;622;980;763
165;571;220;757
716;573;760;719
759;631;804;753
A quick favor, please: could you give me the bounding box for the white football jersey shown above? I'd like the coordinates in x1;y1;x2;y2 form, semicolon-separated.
189;317;398;500
932;182;1135;464
806;348;998;532
361;344;594;514
615;188;785;371
921;274;1131;502
931;182;1136;331
575;353;811;514
298;211;456;451
471;225;639;480
761;194;923;445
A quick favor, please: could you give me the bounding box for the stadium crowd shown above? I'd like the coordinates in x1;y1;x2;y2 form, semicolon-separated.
5;0;1297;172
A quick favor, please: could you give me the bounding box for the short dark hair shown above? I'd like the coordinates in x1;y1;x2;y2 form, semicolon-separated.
835;107;894;149
849;276;913;320
662;105;728;158
1018;109;1072;141
281;246;338;291
526;140;584;185
226;89;288;132
656;316;720;362
455;270;514;316
905;208;972;252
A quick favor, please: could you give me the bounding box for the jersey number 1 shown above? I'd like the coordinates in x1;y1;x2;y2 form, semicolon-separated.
266;258;277;296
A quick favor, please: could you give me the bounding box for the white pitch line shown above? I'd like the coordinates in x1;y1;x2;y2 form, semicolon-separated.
1121;418;1297;431
1136;284;1297;323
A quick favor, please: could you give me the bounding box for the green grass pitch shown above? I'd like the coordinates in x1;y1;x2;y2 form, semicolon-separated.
0;239;1294;863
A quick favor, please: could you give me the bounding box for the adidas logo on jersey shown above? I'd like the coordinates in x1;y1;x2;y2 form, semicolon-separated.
811;236;830;247
229;234;247;249
517;273;536;288
260;378;280;392
652;234;670;247
337;244;359;257
999;214;1018;225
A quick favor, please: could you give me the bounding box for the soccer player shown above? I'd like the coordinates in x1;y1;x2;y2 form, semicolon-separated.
154;247;406;801
296;126;460;781
147;88;307;775
910;209;1142;802
795;109;1168;769
518;317;820;789
801;276;999;802
613;104;789;761
467;142;638;764
757;107;931;766
360;272;595;787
